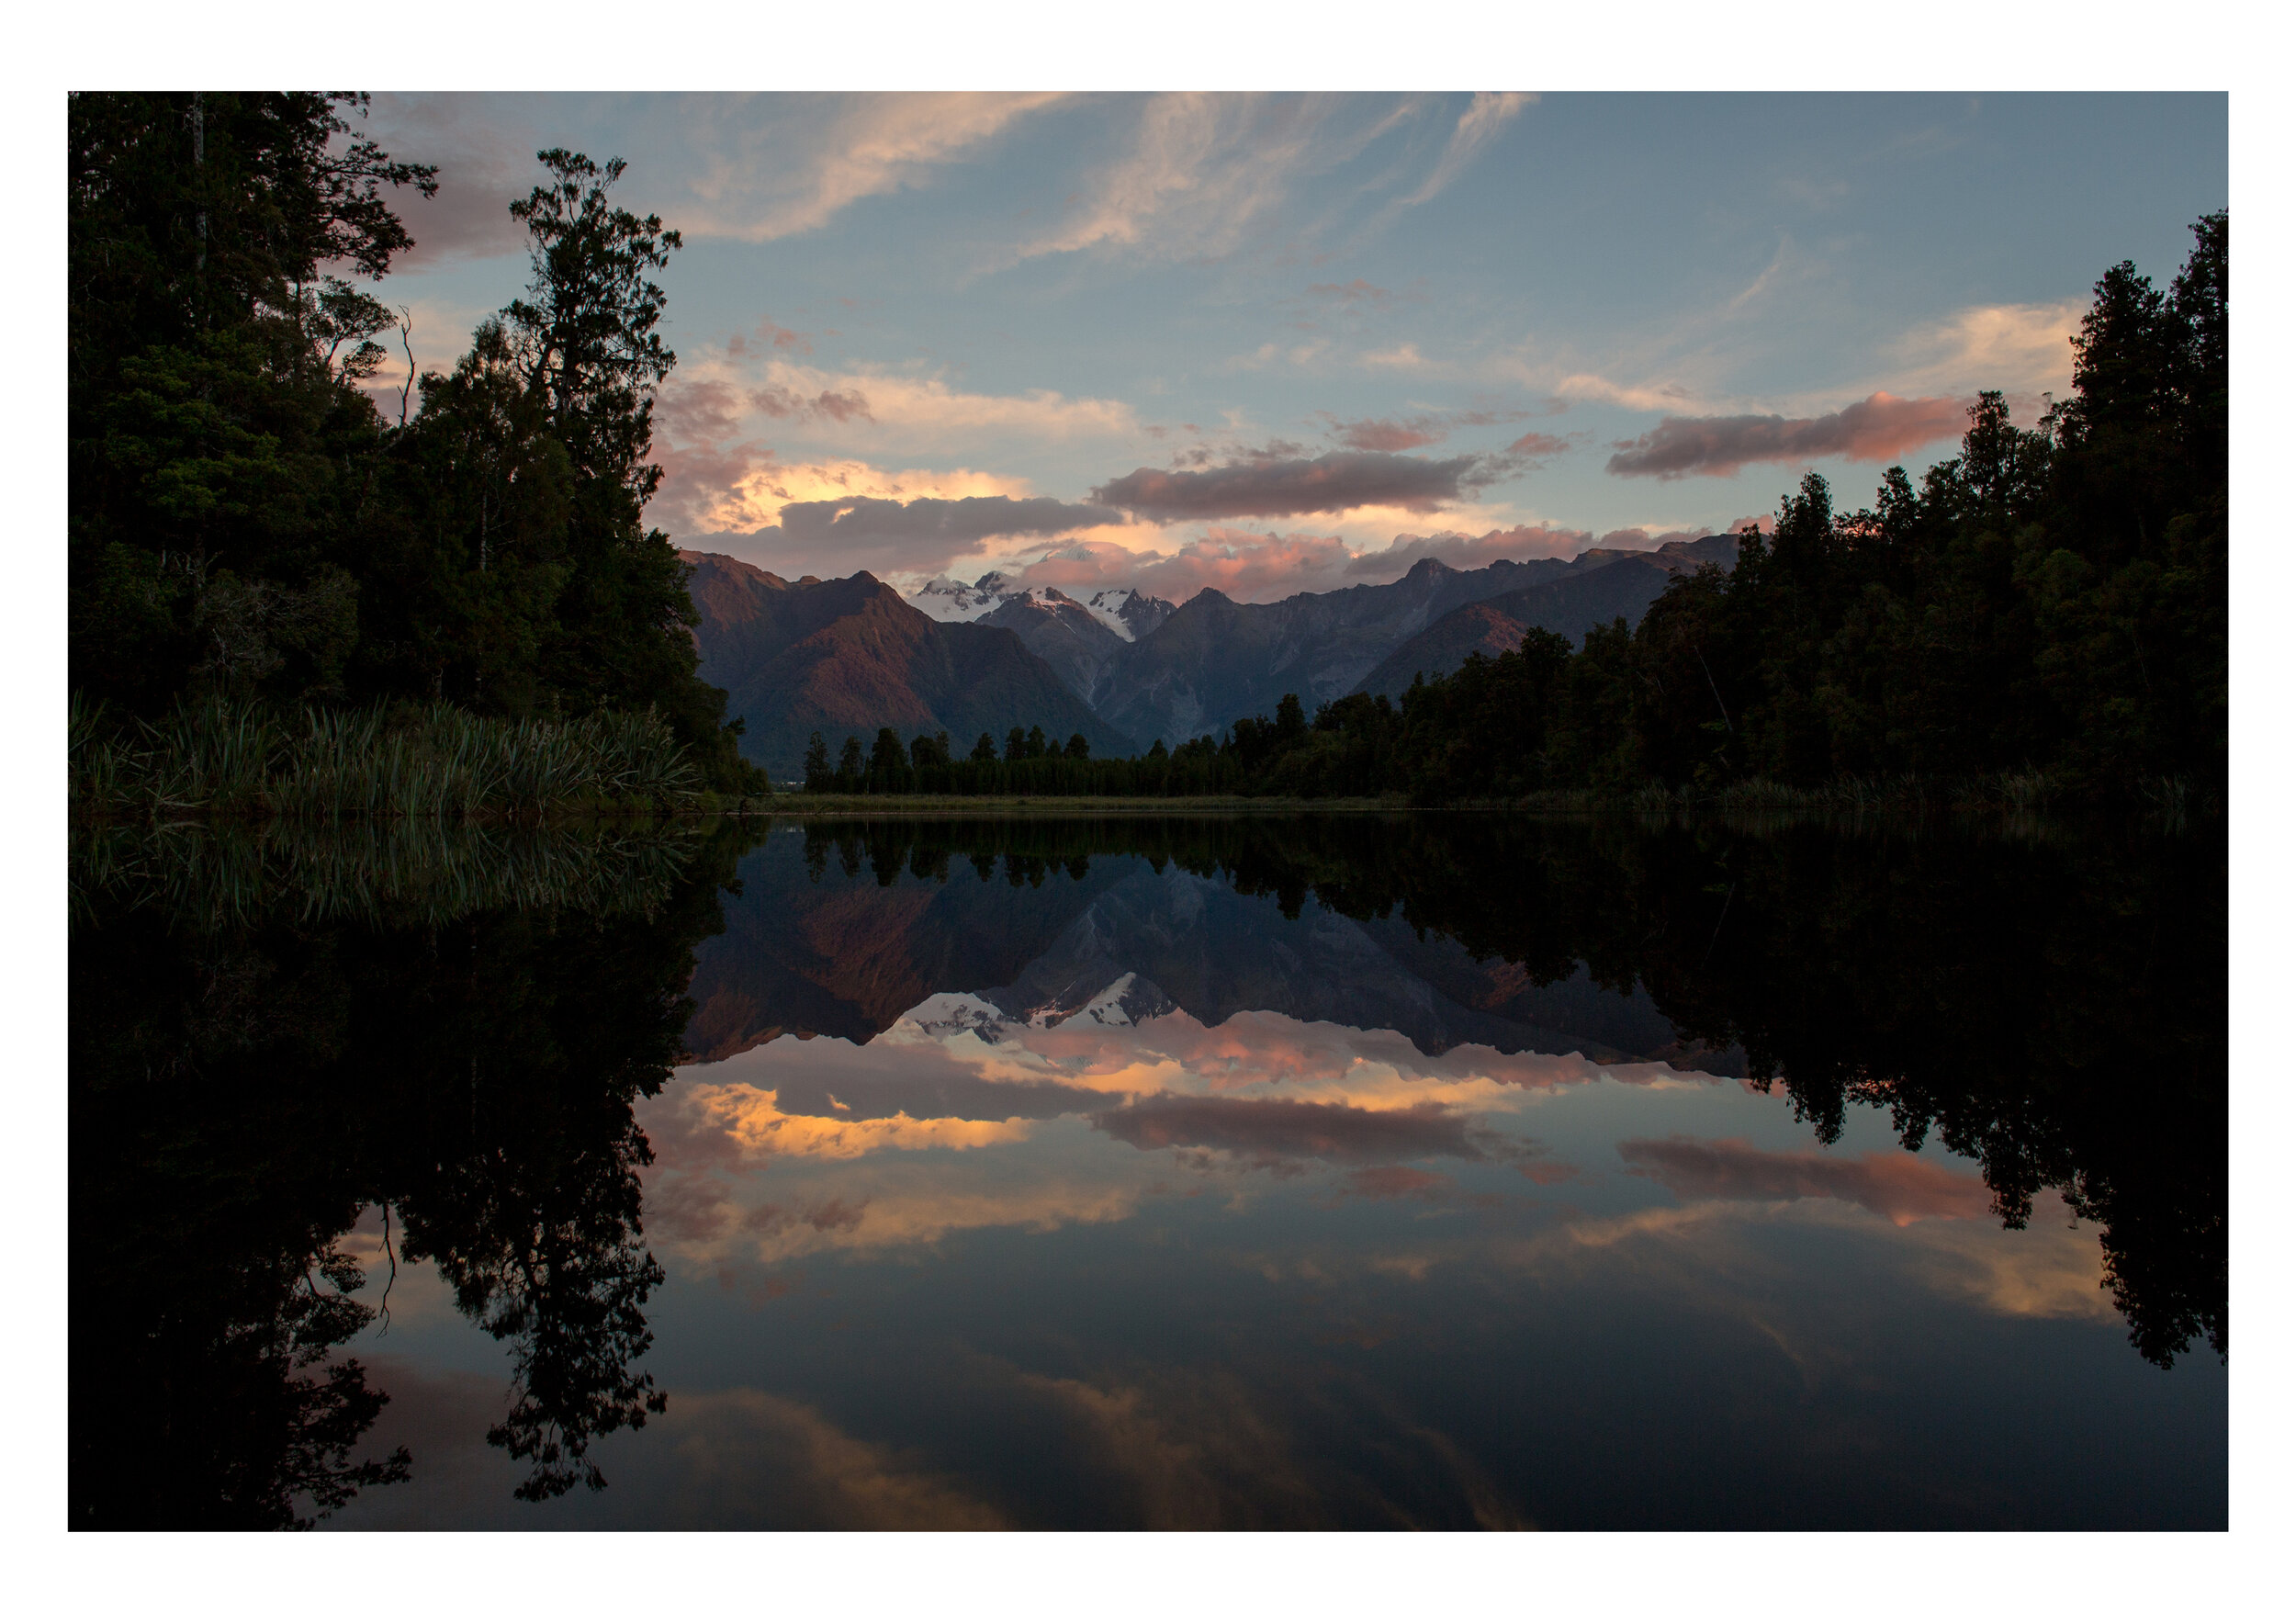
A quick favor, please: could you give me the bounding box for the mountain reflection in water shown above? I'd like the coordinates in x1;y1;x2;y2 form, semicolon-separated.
70;814;2225;1529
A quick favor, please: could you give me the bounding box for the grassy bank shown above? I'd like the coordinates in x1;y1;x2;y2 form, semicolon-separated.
71;694;716;820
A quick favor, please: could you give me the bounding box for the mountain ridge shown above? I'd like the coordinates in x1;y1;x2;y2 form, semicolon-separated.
680;551;1135;778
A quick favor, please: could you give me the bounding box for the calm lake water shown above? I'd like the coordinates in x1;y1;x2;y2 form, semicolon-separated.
70;813;2226;1529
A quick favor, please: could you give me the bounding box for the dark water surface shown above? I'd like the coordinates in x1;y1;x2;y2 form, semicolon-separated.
70;813;2226;1529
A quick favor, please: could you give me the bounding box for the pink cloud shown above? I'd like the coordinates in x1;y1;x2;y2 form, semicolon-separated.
1617;1135;1994;1226
1092;1094;1483;1164
1093;451;1478;521
1010;518;1737;605
363;95;535;266
749;384;875;424
1320;407;1536;455
1605;392;1966;479
1328;417;1444;452
1013;530;1357;603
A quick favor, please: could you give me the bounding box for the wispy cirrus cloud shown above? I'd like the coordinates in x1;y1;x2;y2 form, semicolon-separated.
1013;93;1424;265
1604;391;1966;479
678;92;1069;242
1395;92;1536;209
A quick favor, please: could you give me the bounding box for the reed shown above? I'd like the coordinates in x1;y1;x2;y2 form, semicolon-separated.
70;694;705;821
73;816;699;930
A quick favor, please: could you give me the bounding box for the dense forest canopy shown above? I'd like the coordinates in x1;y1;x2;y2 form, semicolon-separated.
68;92;757;791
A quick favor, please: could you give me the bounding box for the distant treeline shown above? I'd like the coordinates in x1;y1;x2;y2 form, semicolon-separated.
70;93;761;800
800;214;2224;809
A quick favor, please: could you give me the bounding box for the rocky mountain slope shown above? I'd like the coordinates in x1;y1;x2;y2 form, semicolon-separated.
1352;535;1739;700
681;552;1135;779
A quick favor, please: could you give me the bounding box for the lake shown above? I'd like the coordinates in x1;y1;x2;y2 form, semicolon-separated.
69;812;2225;1529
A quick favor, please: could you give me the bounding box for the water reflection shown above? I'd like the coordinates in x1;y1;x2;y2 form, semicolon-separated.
69;818;741;1527
70;813;2225;1528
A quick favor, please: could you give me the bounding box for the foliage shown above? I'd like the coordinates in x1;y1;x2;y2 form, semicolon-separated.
69;92;760;793
69;818;748;1527
71;692;704;818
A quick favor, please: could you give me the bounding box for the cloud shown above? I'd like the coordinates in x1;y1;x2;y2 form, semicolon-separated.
1342;1166;1454;1200
1617;1135;1994;1226
1017;94;1347;264
1604;391;1967;479
1091;1094;1483;1166
1321;407;1535;454
688;1081;1035;1160
1893;299;2086;396
1008;516;1731;604
1338;524;1596;575
1092;451;1479;522
1396;93;1536;209
704;493;1127;581
679;93;1069;242
1307;278;1395;307
778;494;1122;547
648;1389;1010;1528
734;361;1141;446
363;94;535;265
748;385;875;424
1014;530;1356;603
1327;417;1444;452
1504;431;1572;460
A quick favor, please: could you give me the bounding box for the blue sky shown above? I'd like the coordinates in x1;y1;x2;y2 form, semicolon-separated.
359;92;2226;601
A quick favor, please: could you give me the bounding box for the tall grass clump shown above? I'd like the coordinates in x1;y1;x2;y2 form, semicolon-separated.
70;693;707;821
73;817;698;930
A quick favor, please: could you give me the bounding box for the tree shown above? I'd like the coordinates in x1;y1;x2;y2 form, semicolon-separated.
970;732;997;764
868;727;909;792
485;150;750;789
1005;727;1028;762
1064;733;1090;760
69;93;435;711
803;732;831;793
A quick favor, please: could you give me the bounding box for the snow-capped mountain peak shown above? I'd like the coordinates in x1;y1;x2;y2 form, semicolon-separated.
910;573;1014;624
910;575;1174;641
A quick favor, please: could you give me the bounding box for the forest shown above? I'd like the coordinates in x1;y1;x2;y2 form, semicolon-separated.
69;92;761;806
805;214;2226;808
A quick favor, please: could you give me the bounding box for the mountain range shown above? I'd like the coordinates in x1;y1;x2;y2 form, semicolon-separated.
681;551;1134;778
682;534;1739;772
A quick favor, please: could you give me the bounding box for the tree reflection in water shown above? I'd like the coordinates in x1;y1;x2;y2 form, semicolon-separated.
735;812;2224;1369
69;810;2222;1527
69;820;742;1527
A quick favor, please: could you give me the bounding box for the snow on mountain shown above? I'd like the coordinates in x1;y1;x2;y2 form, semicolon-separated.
1082;589;1141;641
911;575;1175;643
909;573;1015;623
900;992;1014;1040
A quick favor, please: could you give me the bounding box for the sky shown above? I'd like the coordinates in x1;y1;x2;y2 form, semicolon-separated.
355;92;2227;603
